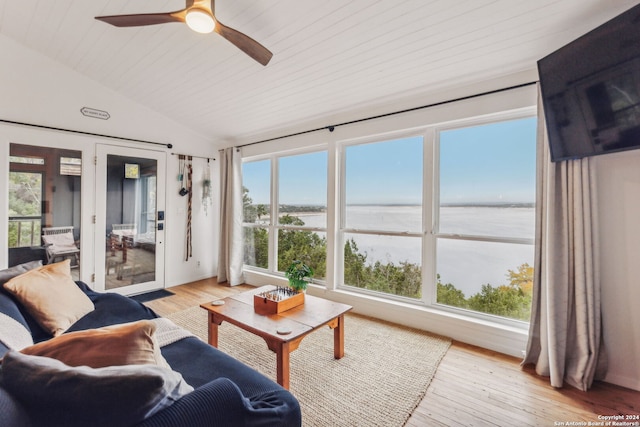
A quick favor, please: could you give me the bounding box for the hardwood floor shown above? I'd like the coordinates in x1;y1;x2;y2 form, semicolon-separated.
145;278;640;427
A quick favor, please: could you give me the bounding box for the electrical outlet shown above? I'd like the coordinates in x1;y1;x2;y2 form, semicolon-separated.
197;261;201;268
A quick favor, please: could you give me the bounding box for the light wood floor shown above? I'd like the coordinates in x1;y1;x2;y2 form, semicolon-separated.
145;278;640;427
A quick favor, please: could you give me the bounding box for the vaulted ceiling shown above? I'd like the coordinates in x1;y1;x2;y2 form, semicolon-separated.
0;0;636;145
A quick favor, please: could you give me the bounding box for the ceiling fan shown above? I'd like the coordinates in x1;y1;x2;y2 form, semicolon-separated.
95;0;273;66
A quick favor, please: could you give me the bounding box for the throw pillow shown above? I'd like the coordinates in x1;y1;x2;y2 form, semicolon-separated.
0;350;193;427
0;260;42;287
21;320;169;368
2;260;94;336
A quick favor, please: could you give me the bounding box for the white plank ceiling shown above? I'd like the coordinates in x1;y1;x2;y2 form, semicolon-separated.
0;0;637;146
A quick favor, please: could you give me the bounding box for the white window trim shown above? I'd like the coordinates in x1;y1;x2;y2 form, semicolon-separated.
242;146;330;280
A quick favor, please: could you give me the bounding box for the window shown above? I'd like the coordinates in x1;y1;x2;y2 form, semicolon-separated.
277;152;327;278
243;159;270;269
435;117;536;321
60;156;82;176
241;103;536;325
8;171;43;247
242;150;328;279
341;136;423;299
10;155;44;165
8;144;82;279
337;113;536;322
9;153;46;248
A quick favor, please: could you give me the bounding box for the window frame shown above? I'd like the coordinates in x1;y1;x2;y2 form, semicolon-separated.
337;130;428;304
241;157;272;270
430;109;536;325
242;147;329;282
334;108;537;328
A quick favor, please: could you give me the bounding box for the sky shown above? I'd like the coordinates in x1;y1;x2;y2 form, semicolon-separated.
242;116;537;206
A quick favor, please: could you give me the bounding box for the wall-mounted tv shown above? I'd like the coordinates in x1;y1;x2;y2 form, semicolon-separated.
538;4;640;162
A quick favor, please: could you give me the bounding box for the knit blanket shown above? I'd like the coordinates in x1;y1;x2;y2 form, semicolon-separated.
0;312;33;350
151;317;195;347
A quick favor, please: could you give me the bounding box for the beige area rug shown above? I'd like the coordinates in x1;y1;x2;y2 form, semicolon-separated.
166;307;451;427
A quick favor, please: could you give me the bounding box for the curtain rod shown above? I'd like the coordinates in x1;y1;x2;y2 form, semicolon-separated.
238;81;538;148
171;152;216;162
0;118;173;148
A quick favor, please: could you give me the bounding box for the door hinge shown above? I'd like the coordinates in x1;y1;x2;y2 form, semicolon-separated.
92;215;96;224
91;273;95;282
94;156;97;165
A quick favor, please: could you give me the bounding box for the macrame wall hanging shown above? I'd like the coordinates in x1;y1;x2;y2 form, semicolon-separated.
178;155;194;261
202;159;212;215
174;153;215;261
186;156;193;261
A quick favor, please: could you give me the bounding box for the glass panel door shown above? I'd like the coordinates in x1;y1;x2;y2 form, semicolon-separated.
95;145;165;294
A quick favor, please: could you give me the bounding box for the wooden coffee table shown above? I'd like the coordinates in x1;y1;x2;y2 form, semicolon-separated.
200;285;352;389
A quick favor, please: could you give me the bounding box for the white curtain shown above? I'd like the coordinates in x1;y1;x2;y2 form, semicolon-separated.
217;147;244;286
523;85;607;391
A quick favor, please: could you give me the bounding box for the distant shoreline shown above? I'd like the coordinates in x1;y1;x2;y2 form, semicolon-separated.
264;203;535;212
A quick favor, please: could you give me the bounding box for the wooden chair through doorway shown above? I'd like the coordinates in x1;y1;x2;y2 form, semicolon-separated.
42;226;80;267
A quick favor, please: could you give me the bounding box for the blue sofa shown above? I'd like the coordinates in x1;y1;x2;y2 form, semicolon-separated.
0;264;301;427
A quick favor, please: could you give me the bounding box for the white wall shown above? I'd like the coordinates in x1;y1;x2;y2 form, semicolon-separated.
594;150;640;391
0;34;219;288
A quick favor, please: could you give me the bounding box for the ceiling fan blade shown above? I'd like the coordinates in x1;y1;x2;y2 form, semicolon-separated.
215;21;273;66
95;12;185;28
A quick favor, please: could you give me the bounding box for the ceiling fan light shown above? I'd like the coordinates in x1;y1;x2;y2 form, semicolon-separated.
185;9;215;34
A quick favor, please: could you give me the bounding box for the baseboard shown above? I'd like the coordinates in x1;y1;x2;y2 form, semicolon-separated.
604;372;640;391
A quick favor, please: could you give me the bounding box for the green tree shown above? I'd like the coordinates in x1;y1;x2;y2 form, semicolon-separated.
507;263;533;298
279;214;304;226
244;227;268;268
256;204;268;220
277;215;326;279
8;172;42;247
343;238;368;287
467;283;531;320
437;274;468;309
242;186;258;223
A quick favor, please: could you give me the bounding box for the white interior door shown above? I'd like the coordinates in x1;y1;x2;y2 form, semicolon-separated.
95;145;166;295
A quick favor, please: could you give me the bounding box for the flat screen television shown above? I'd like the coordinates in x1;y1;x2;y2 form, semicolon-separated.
538;3;640;162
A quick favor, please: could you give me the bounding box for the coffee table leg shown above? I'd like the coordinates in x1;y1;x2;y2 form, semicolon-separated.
276;342;291;390
333;314;345;359
208;312;219;347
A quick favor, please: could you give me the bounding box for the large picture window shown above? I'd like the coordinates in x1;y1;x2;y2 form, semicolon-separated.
341;136;423;299
337;114;536;322
435;117;536;321
243;150;328;280
242;105;536;326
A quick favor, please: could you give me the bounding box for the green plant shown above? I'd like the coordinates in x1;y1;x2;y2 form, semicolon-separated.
285;260;314;292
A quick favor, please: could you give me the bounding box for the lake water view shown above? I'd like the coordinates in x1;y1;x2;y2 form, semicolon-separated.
284;205;535;297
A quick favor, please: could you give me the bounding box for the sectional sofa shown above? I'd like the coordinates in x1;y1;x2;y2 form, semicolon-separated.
0;260;301;427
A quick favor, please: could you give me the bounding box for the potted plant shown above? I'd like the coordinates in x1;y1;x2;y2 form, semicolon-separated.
285;260;314;292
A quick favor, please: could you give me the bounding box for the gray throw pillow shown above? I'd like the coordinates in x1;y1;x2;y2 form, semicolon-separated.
0;261;42;287
0;350;194;427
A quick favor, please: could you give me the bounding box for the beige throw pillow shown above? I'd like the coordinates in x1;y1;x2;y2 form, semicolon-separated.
3;260;94;336
21;320;169;368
